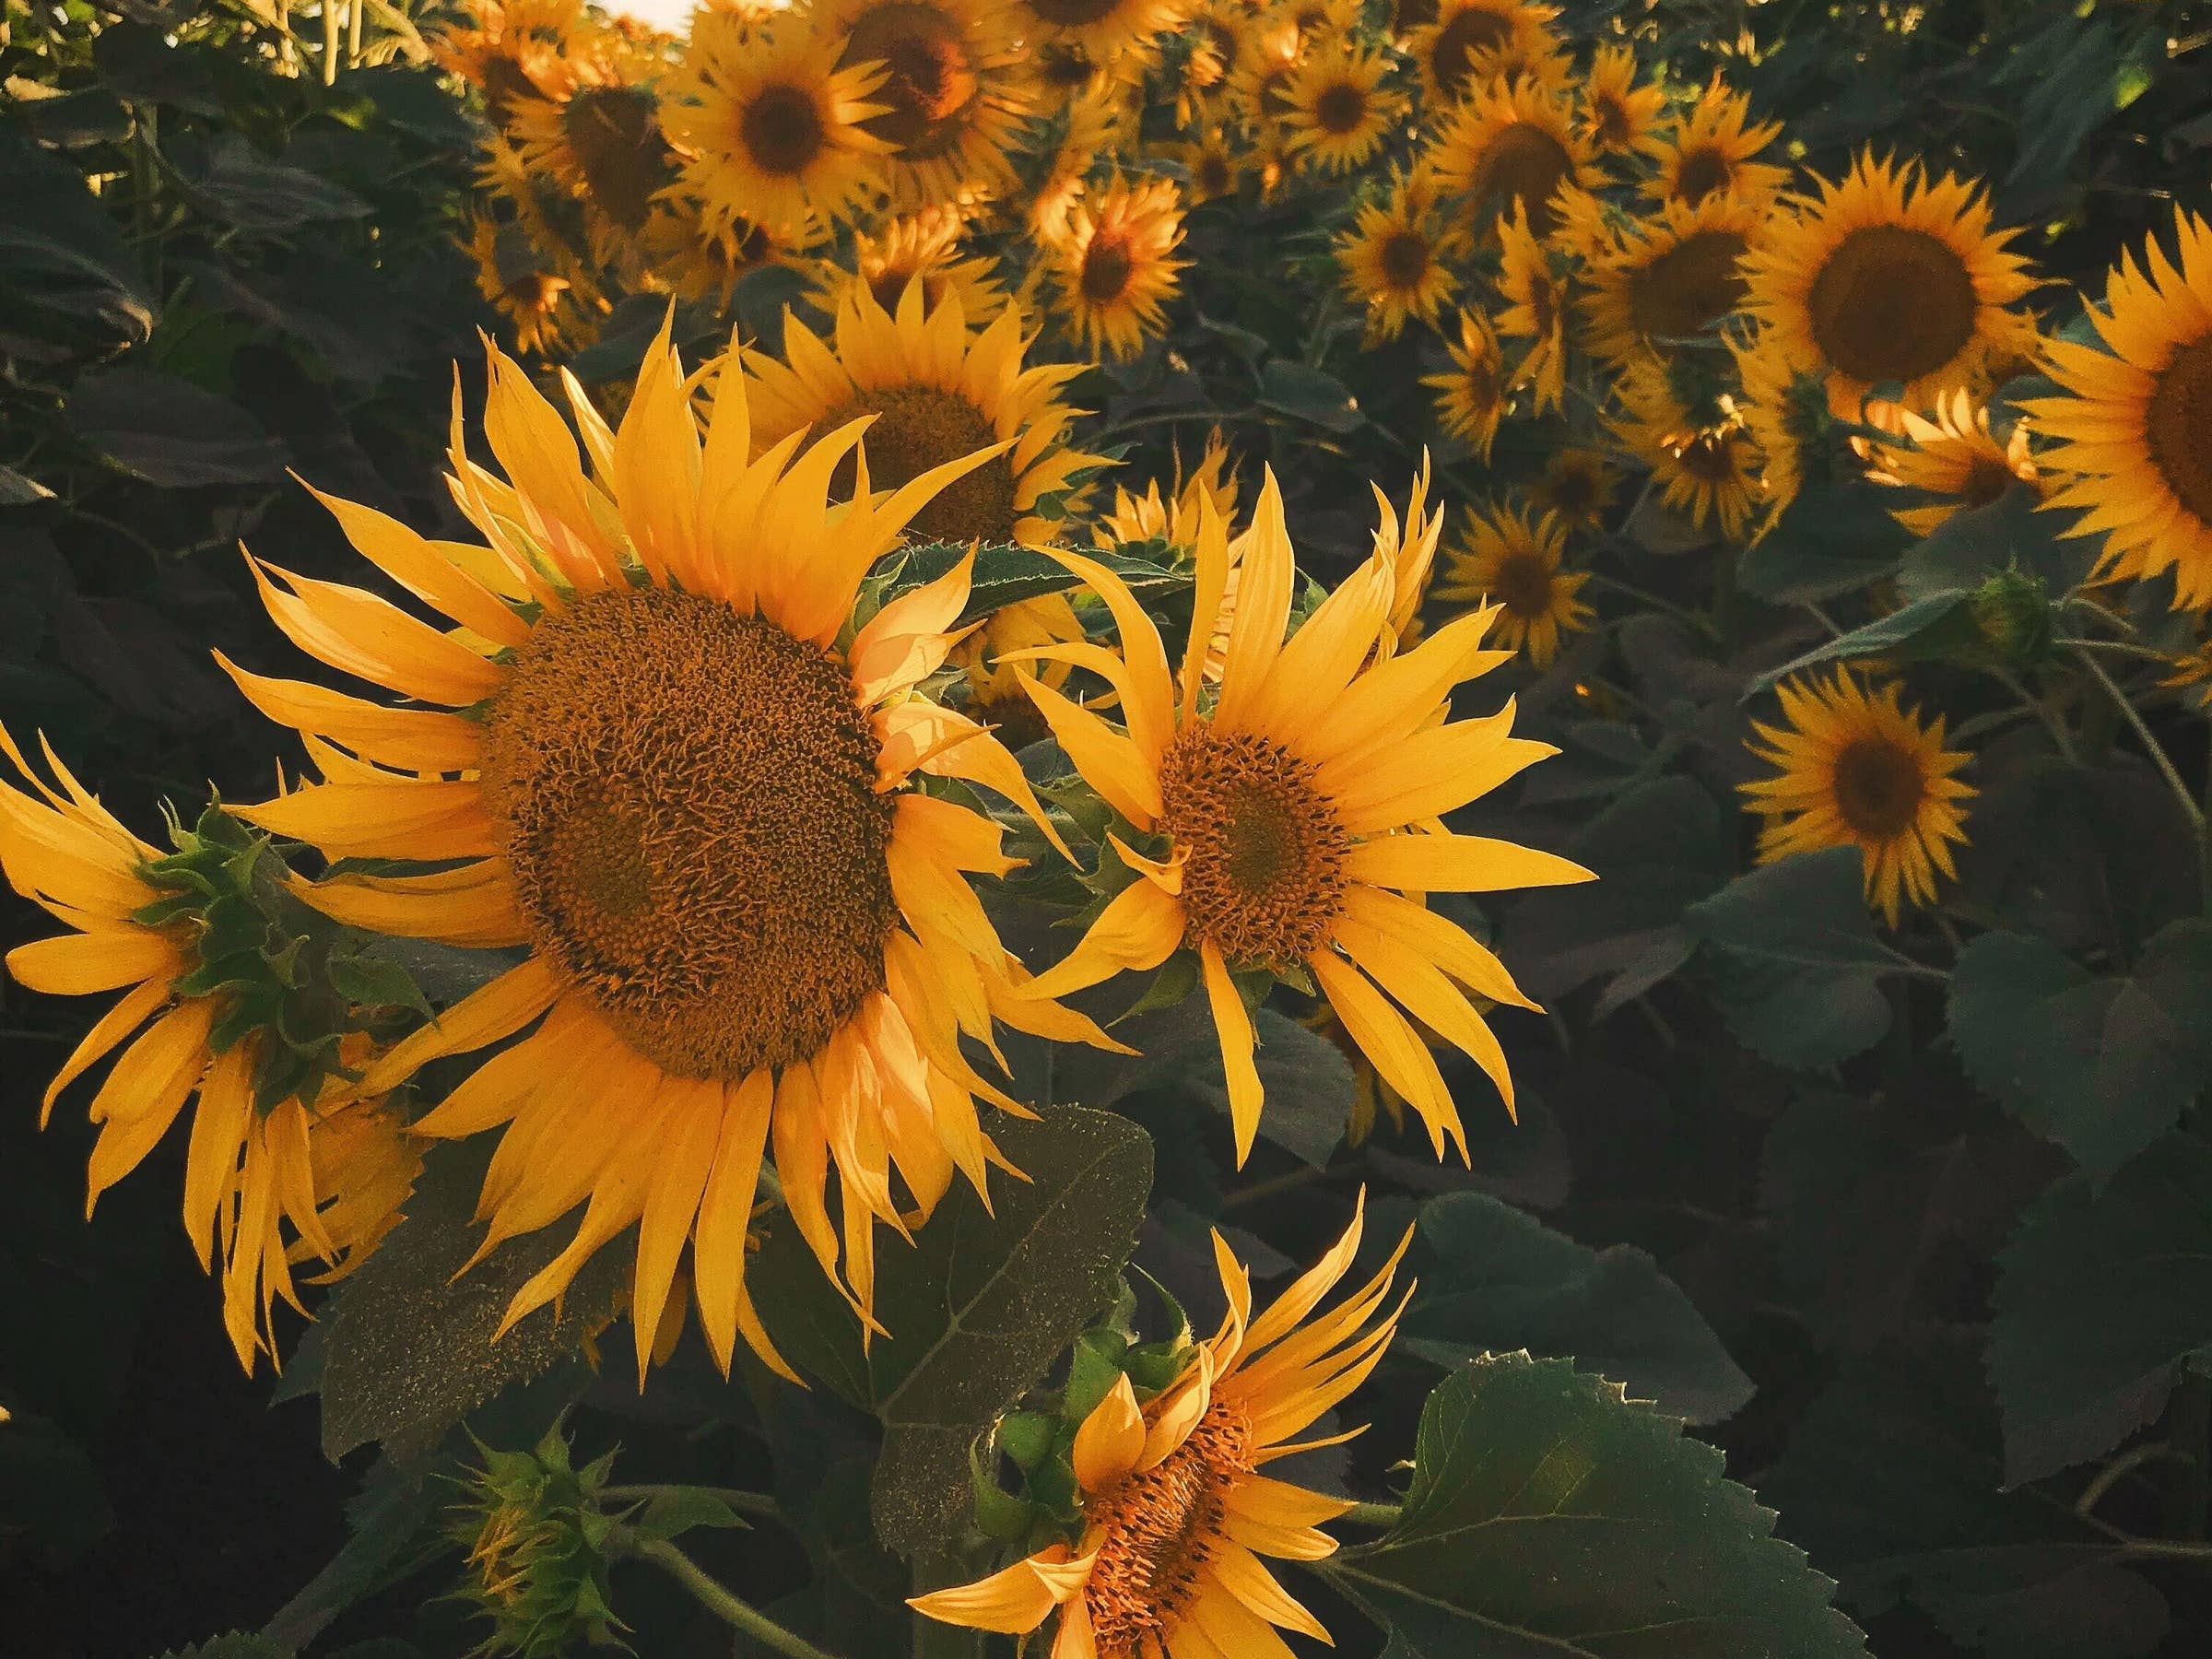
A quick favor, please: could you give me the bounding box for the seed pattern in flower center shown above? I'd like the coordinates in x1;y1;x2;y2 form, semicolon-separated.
2147;332;2212;524
1807;225;1979;386
1628;229;1750;344
1832;735;1926;839
817;384;1017;542
741;82;827;176
1083;1401;1255;1655
1379;229;1432;288
1471;124;1573;237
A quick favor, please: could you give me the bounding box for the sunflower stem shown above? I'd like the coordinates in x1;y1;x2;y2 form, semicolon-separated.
1342;1501;1401;1528
634;1537;843;1659
2074;646;2206;848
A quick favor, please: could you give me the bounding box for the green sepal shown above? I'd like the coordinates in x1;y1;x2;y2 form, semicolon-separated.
1063;1329;1131;1424
997;1410;1058;1474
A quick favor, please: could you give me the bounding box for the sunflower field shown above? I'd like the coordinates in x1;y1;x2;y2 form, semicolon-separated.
6;0;2212;1654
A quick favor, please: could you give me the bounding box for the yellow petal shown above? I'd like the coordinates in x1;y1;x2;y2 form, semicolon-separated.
1346;832;1594;894
1200;941;1265;1168
7;927;176;996
1072;1372;1147;1490
908;1549;1095;1636
1017;877;1185;1003
356;959;562;1096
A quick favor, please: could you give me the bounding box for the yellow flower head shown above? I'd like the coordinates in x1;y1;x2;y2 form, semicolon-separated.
1494;202;1569;414
1176;0;1261;124
505;51;676;250
1530;444;1619;532
219;323;1118;1383
433;0;589;121
912;1199;1412;1657
1335;167;1465;343
1007;477;1591;1164
1425;72;1596;243
1613;362;1764;541
1168;125;1248;206
1423;306;1512;460
1016;0;1194;60
804;203;1010;323
821;0;1035;207
2025;208;2212;608
1580;40;1665;153
641;197;788;309
1280;43;1402;175
1743;671;1975;925
463;212;600;358
1049;172;1190;362
1638;73;1788;209
1434;499;1592;667
1863;390;2039;537
1096;428;1241;552
1579;192;1760;368
1406;0;1560;109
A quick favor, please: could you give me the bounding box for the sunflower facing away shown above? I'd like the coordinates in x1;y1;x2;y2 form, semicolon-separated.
1495;202;1568;414
1006;478;1591;1163
1739;150;2041;418
505;39;674;248
912;1200;1411;1658
0;734;419;1371
1406;0;1559;110
1744;672;1974;924
2026;208;2212;607
1279;43;1400;175
1424;305;1511;460
806;204;1009;321
1580;192;1759;368
1335;168;1463;343
742;281;1107;547
222;325;1114;1382
1050;172;1189;361
1579;41;1665;154
826;0;1034;206
1425;72;1594;242
1638;74;1787;209
1433;500;1592;667
1863;390;2039;536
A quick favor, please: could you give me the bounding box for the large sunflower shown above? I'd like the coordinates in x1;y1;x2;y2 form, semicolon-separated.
825;0;1033;206
1049;172;1189;362
2026;208;2212;607
1433;500;1591;667
1580;192;1759;368
1006;479;1589;1163
1406;0;1559;109
1744;671;1974;924
1015;0;1192;61
1279;43;1401;175
432;0;587;122
1637;74;1787;209
1423;306;1511;459
1863;390;2039;536
1425;73;1595;241
222;327;1112;1382
803;204;1009;322
0;733;419;1372
1739;150;2041;418
912;1201;1409;1657
1335;168;1464;343
663;27;892;239
743;283;1106;547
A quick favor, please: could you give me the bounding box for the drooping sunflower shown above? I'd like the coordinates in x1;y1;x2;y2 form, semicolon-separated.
1279;43;1401;175
1406;0;1559;109
432;0;587;122
2025;208;2212;607
505;41;675;250
1580;192;1759;368
0;734;420;1372
1423;306;1512;460
1614;363;1763;540
1048;172;1189;362
1579;40;1664;154
1529;444;1618;532
1495;203;1568;414
1739;151;2041;418
1335;168;1464;343
824;0;1033;206
912;1201;1410;1658
1015;0;1192;61
744;284;1107;547
1425;73;1595;241
1638;74;1788;209
223;327;1114;1382
1863;390;2039;536
1008;479;1590;1161
805;204;1009;321
464;213;599;357
1743;672;1974;924
1433;500;1591;667
662;26;892;239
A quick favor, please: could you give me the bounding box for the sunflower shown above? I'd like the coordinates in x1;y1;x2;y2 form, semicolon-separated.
1049;172;1189;362
507;68;677;249
1638;74;1788;209
0;732;420;1372
1495;203;1568;414
743;283;1107;547
1021;85;1126;244
912;1201;1410;1657
1580;192;1759;367
1169;125;1246;205
1614;363;1763;540
1279;44;1400;175
1007;479;1588;1161
1529;444;1618;531
824;0;1033;206
432;0;587;122
1221;7;1305;129
1863;390;2039;536
1095;428;1241;551
1406;0;1559;109
1743;672;1974;924
663;27;892;239
2026;209;2212;608
464;213;599;357
1733;329;1836;521
221;326;1116;1382
1433;500;1591;667
1176;0;1259;125
1425;73;1595;241
641;198;786;308
1335;168;1464;343
951;594;1088;748
1579;40;1664;154
805;204;1009;322
1740;151;2041;418
1016;0;1192;61
1423;306;1512;460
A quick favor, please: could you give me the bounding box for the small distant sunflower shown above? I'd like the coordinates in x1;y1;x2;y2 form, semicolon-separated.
1424;307;1512;459
1740;151;2041;418
805;204;1008;321
1744;672;1974;924
1434;500;1591;667
1170;126;1246;204
1579;41;1664;153
464;214;598;357
744;284;1108;547
1580;192;1759;367
1530;445;1618;531
912;1204;1411;1659
1426;74;1595;241
1406;0;1559;109
1335;169;1464;342
1639;74;1788;209
1176;1;1259;124
432;0;587;121
663;28;892;238
2026;208;2212;607
1734;329;1836;520
1015;0;1192;60
1614;364;1762;539
1495;203;1568;414
950;594;1087;747
641;200;785;308
826;0;1033;206
1280;44;1400;174
1096;428;1241;551
1863;391;2038;536
1049;172;1189;361
1022;85;1125;244
1222;9;1306;129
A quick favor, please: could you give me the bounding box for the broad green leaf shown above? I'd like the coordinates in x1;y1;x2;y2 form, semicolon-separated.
1989;1137;2212;1486
1737;480;1909;604
0;126;155;344
750;1106;1152;1555
170;132;371;232
94;22;226;114
1257;359;1362;432
635;1487;748;1544
69;366;288;488
1895;485;2091;602
1401;1194;1753;1425
17;85;135;148
0;464;55;504
1949;923;2212;1185
891;539;1189;624
1327;1354;1867;1657
1748;591;1975;693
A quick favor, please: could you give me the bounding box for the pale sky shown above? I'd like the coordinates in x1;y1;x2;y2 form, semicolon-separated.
610;0;700;30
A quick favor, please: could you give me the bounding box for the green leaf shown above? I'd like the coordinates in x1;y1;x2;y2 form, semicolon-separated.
0;465;55;505
891;539;1189;624
1737;480;1910;605
154;1637;288;1659
17;85;135;148
1989;1136;2212;1486
1400;1194;1754;1425
68;366;288;488
1895;485;2091;603
1949;923;2212;1185
261;1454;451;1653
635;1487;748;1544
170;131;371;232
1748;591;1975;693
0;126;155;344
1256;360;1362;432
1327;1354;1867;1657
313;1146;627;1461
750;1106;1153;1556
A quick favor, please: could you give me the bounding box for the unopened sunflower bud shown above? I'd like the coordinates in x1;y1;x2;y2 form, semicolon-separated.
1968;570;2052;669
450;1426;626;1658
